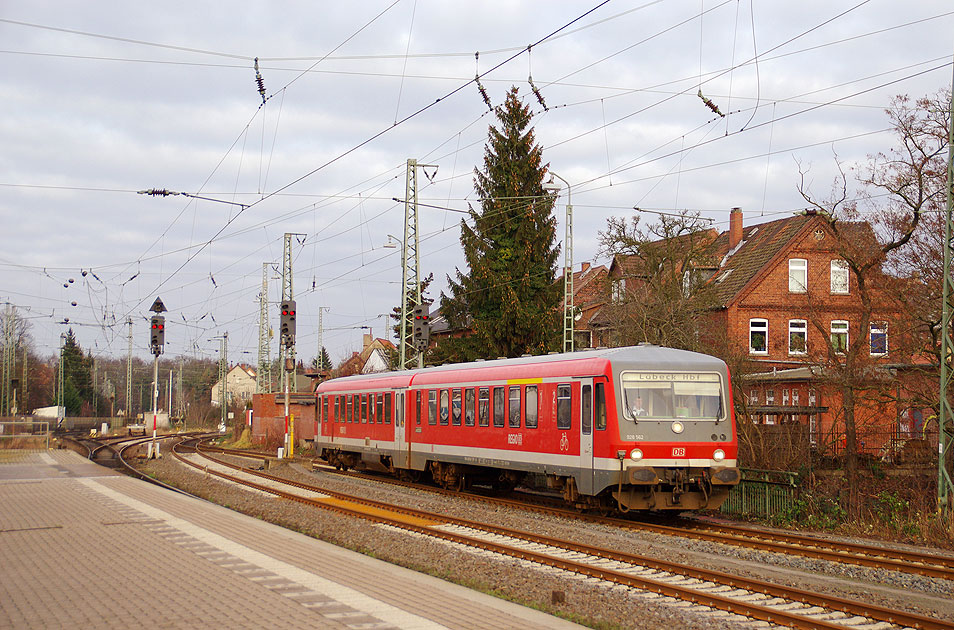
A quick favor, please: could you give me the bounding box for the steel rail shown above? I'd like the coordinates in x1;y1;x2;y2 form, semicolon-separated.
182;442;953;630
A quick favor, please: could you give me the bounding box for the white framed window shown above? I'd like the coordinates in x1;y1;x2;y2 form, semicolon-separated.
749;390;758;405
808;389;817;406
792;389;800;406
831;320;849;354
782;389;790;405
788;319;807;355
870;322;888;355
766;389;775;405
789;258;808;293
611;278;626;303
830;260;849;294
749;318;768;355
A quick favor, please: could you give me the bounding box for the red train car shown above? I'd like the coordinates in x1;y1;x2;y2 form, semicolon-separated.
315;345;740;511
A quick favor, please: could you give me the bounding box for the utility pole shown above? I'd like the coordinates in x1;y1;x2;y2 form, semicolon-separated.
126;318;133;420
167;368;173;429
938;71;954;513
147;298;166;459
399;159;437;370
22;347;28;416
1;304;12;415
257;263;272;394
56;333;65;426
176;358;184;426
544;173;575;353
217;333;228;432
316;307;330;372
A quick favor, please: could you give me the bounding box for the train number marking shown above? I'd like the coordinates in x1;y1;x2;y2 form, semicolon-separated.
507;433;523;445
672;447;686;457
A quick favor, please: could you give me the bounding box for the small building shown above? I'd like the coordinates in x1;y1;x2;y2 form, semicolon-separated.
211;364;257;406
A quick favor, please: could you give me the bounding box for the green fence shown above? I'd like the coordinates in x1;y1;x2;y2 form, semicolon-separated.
719;468;798;517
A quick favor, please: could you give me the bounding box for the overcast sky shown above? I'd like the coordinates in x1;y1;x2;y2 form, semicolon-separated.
1;1;952;367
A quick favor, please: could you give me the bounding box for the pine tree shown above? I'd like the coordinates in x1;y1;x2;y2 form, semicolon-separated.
439;86;561;361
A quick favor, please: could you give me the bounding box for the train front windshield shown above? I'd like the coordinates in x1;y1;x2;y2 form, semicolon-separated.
620;372;724;421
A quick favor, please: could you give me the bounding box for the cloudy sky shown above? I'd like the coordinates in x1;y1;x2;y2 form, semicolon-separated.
1;1;952;367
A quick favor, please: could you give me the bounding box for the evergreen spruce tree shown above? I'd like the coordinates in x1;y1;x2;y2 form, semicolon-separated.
439;86;561;361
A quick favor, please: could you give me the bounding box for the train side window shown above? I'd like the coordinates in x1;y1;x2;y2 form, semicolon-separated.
478;388;490;427
557;384;572;430
428;390;437;425
349;395;355;423
581;384;592;435
451;389;462;425
384;393;391;425
375;393;383;424
395;393;403;427
595;382;607;430
525;386;538;428
415;390;422;425
464;389;475;426
332;397;338;422
493;387;505;427
440;390;450;425
508;386;521;428
323;397;329;422
361;394;368;424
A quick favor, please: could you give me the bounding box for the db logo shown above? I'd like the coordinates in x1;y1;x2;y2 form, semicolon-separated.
559;433;569;452
672;447;686;457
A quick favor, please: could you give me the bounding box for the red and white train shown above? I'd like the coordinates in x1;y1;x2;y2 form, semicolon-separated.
314;345;740;511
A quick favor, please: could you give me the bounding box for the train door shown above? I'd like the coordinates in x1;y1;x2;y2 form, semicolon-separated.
395;390;405;451
579;380;594;494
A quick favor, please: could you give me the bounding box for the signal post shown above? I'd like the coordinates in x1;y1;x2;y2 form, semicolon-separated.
147;298;166;459
280;300;296;458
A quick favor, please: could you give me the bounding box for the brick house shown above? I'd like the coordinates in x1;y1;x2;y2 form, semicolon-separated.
599;208;932;458
560;262;609;350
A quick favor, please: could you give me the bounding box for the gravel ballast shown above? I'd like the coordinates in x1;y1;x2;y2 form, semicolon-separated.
135;451;954;630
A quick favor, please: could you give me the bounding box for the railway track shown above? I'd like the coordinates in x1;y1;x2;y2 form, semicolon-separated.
200;442;954;583
180;439;953;630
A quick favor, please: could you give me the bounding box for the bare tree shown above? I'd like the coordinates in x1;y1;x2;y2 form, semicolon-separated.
596;211;720;352
798;89;950;513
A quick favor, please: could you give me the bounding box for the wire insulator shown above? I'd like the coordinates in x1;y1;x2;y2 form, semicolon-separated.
475;75;492;111
254;57;266;104
528;75;548;112
697;89;725;118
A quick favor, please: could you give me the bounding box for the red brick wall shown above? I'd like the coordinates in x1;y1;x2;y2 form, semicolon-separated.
731;225;895;364
250;393;317;447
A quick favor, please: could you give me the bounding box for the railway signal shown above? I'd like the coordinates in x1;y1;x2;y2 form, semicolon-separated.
149;315;165;356
280;300;296;347
412;302;430;351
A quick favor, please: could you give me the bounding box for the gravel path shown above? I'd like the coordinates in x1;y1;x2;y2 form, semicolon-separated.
136;453;954;630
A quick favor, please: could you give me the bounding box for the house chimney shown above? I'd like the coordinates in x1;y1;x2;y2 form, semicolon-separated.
363;333;372;348
729;207;743;250
580;262;590;273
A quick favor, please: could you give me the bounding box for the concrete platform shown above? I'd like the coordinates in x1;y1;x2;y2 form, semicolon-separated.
0;450;586;630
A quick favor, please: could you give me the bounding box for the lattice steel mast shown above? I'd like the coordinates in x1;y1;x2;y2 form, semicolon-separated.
257;263;272;394
399;159;437;370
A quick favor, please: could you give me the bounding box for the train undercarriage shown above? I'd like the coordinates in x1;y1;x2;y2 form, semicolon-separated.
320;447;738;512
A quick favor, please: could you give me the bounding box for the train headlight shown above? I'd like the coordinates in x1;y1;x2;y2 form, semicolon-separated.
713;448;726;462
630;448;643;462
671;421;684;434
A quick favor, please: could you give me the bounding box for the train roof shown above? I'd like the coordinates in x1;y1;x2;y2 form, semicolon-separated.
316;345;727;393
